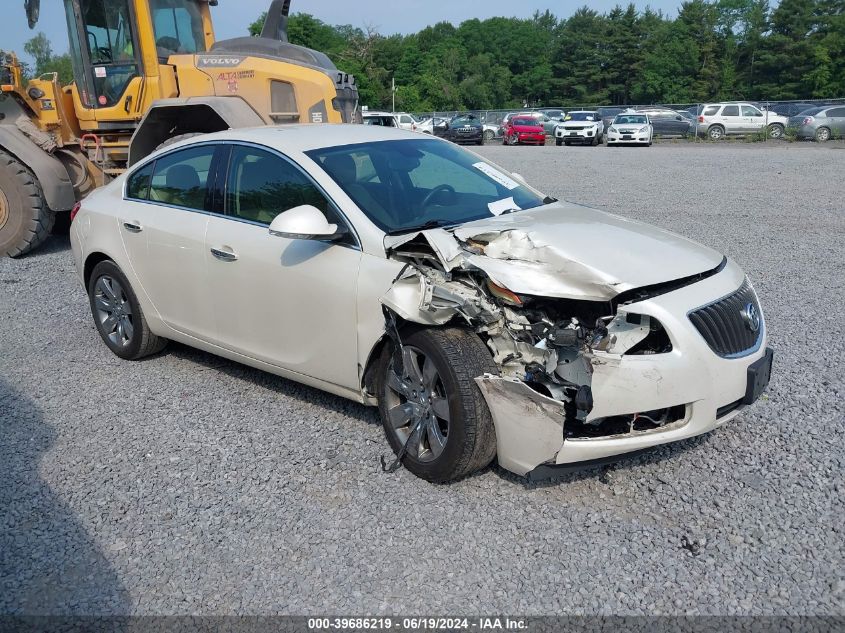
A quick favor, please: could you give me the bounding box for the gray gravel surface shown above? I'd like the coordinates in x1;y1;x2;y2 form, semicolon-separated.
1;143;843;616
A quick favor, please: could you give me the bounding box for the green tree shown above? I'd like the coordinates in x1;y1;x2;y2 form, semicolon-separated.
23;32;74;85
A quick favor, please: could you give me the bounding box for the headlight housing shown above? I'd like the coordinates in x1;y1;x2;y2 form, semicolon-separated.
638;126;650;133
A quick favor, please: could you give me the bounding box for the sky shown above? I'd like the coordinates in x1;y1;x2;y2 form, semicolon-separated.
2;0;685;65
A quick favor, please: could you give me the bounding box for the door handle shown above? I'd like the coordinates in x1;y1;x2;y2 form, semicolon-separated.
123;221;143;233
210;247;238;262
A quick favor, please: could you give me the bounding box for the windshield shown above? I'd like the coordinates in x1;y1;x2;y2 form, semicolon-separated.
566;112;597;121
614;114;648;125
512;118;540;126
451;116;479;127
307;139;546;234
149;0;207;58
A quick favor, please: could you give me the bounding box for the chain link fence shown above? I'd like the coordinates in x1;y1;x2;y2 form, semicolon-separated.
404;97;845;142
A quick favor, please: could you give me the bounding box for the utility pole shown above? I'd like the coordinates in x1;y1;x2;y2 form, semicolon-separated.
392;75;396;113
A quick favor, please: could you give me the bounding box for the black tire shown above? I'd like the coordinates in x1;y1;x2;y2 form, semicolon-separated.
0;149;55;257
555;138;562;146
708;125;725;141
508;135;519;146
591;135;598;146
377;327;499;483
87;260;167;360
155;132;205;151
476;137;484;146
815;127;831;142
564;140;571;146
767;123;784;139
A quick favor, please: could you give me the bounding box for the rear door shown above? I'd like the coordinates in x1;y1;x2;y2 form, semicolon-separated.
826;107;845;136
119;144;221;340
720;105;741;133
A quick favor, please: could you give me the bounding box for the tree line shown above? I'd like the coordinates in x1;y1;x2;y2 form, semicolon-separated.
250;0;845;110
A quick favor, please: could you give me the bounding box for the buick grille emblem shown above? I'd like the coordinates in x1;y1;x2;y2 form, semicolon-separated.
741;302;761;333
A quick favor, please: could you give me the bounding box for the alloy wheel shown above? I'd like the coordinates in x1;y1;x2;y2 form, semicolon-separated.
709;127;724;140
94;275;135;348
816;127;831;142
384;346;450;462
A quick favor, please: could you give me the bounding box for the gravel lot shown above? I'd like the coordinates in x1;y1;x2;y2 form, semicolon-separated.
1;142;843;616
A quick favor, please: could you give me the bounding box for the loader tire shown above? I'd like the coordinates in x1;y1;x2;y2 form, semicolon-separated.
0;149;55;258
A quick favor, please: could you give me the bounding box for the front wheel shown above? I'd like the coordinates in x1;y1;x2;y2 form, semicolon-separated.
88;260;167;360
483;129;494;141
377;327;498;483
508;135;519;146
555;138;563;146
0;150;55;257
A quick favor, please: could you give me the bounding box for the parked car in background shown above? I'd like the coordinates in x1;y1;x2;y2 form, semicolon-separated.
503;115;546;145
765;102;818;118
539;108;566;121
696;103;789;140
555;111;604;146
482;123;500;142
416;117;449;135
441;114;484;145
636;108;691;137
393;113;419;131
597;107;627;133
71;125;771;482
499;112;538;137
787;105;845;142
607;113;653;146
363;111;399;127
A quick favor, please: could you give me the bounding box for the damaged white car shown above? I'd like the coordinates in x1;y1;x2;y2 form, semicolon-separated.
70;125;773;483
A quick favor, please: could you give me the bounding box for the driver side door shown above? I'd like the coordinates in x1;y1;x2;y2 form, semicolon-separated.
204;144;362;390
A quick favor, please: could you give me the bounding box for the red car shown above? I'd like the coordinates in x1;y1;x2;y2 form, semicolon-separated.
503;115;546;146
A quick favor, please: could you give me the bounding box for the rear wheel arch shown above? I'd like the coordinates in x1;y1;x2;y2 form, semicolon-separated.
84;251;113;288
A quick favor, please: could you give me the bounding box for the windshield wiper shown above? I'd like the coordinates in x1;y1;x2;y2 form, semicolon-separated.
543;196;558;204
385;220;451;236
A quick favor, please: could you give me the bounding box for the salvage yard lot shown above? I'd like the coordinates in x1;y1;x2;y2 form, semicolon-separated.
1;143;843;615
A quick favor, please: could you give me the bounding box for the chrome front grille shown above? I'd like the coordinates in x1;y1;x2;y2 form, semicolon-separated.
689;279;763;357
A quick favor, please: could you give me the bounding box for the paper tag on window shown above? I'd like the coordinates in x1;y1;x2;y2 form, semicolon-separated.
94;66;107;78
473;162;519;190
488;197;521;216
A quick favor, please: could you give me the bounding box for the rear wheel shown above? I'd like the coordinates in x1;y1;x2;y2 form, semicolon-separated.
483;129;494;141
377;327;498;483
708;125;725;141
0;150;55;257
815;127;831;142
88;260;167;360
767;123;784;139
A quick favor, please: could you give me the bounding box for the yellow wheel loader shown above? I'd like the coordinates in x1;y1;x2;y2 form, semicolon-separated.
0;0;359;256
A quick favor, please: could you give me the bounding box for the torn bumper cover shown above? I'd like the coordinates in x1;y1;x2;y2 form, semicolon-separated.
474;261;771;478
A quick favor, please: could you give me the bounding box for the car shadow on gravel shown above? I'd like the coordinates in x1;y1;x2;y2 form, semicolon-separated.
165;342;380;427
14;234;72;259
0;378;131;615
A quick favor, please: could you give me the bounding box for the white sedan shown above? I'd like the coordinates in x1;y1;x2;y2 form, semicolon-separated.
70;125;772;482
607;113;654;146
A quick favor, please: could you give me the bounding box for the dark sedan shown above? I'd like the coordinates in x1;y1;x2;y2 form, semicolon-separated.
438;114;485;145
637;108;691;137
597;107;626;133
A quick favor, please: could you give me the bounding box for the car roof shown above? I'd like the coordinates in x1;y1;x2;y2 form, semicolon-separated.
362;111;395;117
146;124;430;159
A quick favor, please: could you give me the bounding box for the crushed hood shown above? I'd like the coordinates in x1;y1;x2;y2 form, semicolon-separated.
386;201;724;302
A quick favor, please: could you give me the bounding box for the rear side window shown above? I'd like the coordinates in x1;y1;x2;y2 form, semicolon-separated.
827;107;845;118
722;105;739;116
126;162;154;201
703;106;719;116
149;146;215;210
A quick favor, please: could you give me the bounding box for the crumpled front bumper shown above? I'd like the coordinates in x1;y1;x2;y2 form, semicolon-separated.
475;259;770;477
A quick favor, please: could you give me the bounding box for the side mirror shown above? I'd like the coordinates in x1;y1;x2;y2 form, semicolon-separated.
268;205;346;241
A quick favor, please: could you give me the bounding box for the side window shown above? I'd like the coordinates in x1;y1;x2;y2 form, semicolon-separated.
827;108;845;118
703;106;720;116
722;105;740;117
126;162;154;201
226;146;333;225
148;146;215;210
742;105;762;117
149;0;207;58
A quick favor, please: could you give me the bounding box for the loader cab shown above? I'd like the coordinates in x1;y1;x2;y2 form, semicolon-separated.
62;0;214;126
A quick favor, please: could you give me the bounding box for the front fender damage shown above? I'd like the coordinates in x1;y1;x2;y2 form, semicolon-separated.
379;228;683;476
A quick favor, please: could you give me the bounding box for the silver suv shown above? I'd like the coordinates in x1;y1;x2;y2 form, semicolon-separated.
697;102;789;140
